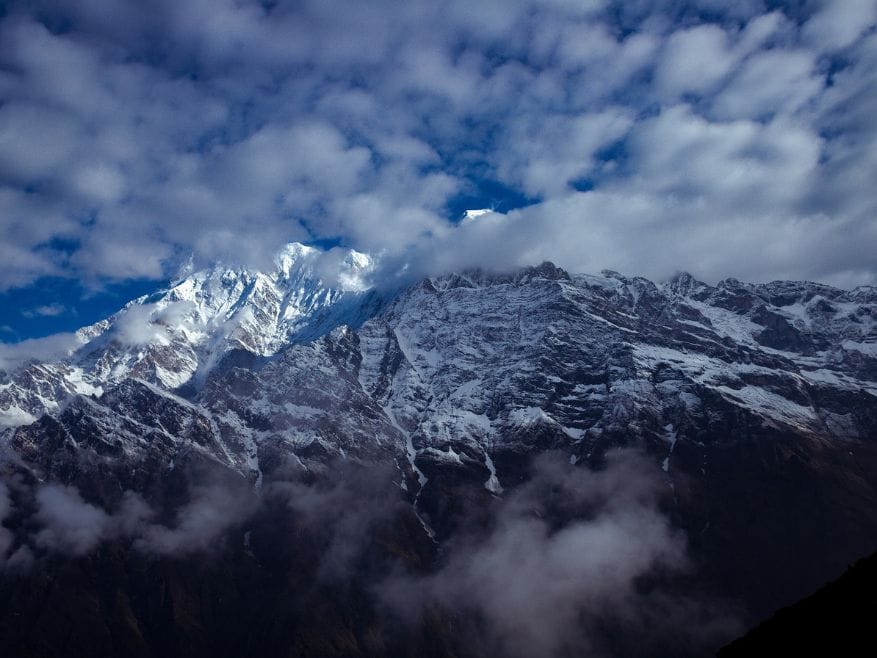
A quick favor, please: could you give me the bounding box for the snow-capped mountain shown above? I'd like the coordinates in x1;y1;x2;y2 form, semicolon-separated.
4;245;874;459
3;246;876;502
1;245;877;655
0;243;383;426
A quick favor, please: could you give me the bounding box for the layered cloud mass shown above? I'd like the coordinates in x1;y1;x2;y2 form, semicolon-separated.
1;0;875;296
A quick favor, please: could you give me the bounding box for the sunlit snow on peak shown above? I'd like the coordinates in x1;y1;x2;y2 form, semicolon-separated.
275;242;373;292
462;208;494;222
0;241;386;398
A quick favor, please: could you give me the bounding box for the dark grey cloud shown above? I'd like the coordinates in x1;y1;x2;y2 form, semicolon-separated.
0;0;874;296
24;479;256;559
378;450;740;657
266;460;408;581
1;450;740;653
34;483;112;555
6;459;398;574
0;478;34;571
134;483;257;555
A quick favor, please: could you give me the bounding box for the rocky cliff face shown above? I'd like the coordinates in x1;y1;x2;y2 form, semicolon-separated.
1;246;876;657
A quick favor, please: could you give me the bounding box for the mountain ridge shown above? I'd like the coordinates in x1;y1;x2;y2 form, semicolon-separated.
2;242;874;432
1;243;876;656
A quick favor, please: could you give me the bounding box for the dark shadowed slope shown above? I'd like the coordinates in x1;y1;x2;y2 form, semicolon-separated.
719;550;877;657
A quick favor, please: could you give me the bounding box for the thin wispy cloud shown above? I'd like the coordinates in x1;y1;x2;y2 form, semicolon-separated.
20;304;66;318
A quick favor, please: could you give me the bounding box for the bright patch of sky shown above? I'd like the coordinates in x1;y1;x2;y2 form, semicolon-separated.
1;0;876;340
0;278;166;342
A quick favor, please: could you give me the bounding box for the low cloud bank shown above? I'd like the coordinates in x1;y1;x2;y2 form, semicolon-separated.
0;450;739;655
0;477;257;566
266;460;409;581
0;332;83;372
379;450;739;657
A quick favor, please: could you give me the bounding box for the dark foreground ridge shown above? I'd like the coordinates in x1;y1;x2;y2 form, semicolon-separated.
719;550;877;657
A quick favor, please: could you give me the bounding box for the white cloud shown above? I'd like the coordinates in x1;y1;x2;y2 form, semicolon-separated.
712;49;822;120
70;163;127;203
0;0;874;297
0;102;81;182
803;0;877;52
736;11;789;54
21;303;67;318
497;108;635;198
0;332;83;372
625;105;821;208
655;25;737;99
112;302;197;347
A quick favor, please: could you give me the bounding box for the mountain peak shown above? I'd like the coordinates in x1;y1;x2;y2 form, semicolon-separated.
275;241;319;272
274;242;373;292
518;261;570;282
3;254;875;433
664;271;710;297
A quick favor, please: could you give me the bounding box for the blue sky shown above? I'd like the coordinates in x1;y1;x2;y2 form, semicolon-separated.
1;0;876;343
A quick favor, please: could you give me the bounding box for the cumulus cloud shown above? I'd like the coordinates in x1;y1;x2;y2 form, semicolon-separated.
496;108;635;198
655;24;738;99
0;186;77;288
0;0;874;303
712;49;821;120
